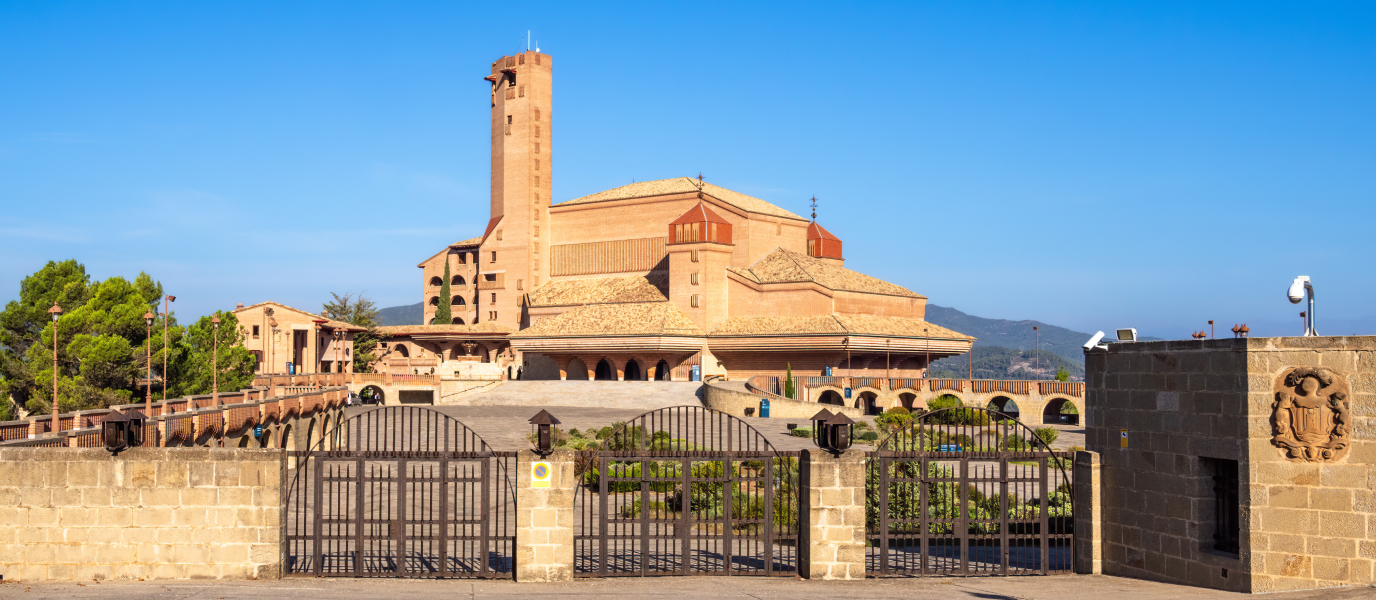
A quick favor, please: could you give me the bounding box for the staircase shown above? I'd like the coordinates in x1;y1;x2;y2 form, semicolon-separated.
448;380;703;410
436;380;503;405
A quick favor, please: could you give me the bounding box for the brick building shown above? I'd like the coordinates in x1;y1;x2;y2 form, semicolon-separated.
390;50;973;382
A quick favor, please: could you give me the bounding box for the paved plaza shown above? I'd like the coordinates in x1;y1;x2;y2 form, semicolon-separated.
2;575;1373;599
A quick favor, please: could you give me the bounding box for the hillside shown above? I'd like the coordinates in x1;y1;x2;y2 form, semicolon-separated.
923;304;1097;367
927;345;1084;381
378;302;423;326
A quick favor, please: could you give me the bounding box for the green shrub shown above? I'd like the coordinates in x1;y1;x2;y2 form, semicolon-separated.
1033;427;1059;446
1004;434;1029;451
860;431;879;442
886;406;910;415
790;427;813;438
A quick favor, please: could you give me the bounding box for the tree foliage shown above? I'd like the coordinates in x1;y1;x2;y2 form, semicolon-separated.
322;292;382;373
783;363;795;399
434;261;452;324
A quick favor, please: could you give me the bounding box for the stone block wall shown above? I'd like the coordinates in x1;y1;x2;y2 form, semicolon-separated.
0;448;283;581
1084;336;1376;593
514;449;575;582
799;448;866;580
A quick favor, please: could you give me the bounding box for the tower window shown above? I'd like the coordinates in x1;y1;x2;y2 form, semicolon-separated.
491;251;497;262
517;279;524;290
507;115;512;124
691;272;699;285
691;294;700;308
496;229;503;241
252;325;260;338
491;293;497;305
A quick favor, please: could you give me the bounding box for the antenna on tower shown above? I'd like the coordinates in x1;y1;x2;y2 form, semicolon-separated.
527;31;530;51
810;196;818;221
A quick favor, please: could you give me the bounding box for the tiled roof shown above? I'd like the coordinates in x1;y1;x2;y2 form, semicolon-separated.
709;315;972;339
451;237;482;247
729;248;922;298
232;301;366;332
527;274;669;307
511;302;704;338
556;177;805;220
378;323;514;336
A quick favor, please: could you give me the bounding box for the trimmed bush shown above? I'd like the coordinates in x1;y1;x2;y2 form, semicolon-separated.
790;427;813;438
1033;427;1059;446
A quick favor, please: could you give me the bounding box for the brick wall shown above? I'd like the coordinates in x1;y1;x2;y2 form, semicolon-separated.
0;448;283;581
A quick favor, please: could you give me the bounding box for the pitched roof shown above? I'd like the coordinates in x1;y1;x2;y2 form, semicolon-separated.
670;202;731;225
708;314;972;339
232;301;367;332
510;302;704;338
808;221;840;241
729;248;921;298
556;177;805;220
377;323;514;336
451;236;483;247
527;274;669;307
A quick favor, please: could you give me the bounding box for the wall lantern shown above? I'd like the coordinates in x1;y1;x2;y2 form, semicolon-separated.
528;409;561;456
102;408;146;453
810;408;855;454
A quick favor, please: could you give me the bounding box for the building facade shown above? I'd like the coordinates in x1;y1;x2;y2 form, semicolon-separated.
231;302;362;375
385;50;973;386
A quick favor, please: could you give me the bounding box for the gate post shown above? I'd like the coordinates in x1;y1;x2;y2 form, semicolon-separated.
800;449;867;580
1073;450;1102;574
515;449;575;582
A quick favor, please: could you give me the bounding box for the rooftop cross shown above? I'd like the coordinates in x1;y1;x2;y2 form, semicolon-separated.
810;196;818;221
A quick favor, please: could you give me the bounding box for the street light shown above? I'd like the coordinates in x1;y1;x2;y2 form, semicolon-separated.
1033;326;1039;380
1287;276;1317;336
212;315;222;447
528;409;561;455
162;295;175;400
48;302;62;434
143;312;154;413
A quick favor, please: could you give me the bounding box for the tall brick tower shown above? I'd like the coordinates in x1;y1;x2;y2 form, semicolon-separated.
481;51;551;329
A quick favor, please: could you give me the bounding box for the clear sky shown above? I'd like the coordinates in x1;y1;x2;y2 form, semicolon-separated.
2;1;1373;340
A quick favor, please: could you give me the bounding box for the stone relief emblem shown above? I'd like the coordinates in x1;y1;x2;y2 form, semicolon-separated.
1271;367;1351;462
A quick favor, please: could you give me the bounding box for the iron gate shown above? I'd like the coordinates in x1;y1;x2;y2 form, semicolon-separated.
285;406;516;578
866;407;1073;576
574;406;801;577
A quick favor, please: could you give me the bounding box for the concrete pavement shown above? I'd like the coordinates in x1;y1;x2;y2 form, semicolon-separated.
2;575;1374;600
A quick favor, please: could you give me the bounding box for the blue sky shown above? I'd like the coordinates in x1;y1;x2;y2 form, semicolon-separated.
2;1;1374;339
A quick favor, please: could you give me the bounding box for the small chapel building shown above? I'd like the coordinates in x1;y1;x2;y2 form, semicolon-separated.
378;50;973;381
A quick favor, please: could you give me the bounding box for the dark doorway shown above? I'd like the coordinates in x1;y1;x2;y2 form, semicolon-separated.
818;390;844;405
859;391;880;415
594;359;615;381
624;359;642;381
654;360;670;381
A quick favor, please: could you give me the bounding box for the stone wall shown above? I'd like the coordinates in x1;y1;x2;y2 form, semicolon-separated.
0;448;283;581
702;379;867;420
514;449;575;582
799;449;866;579
1084;336;1376;593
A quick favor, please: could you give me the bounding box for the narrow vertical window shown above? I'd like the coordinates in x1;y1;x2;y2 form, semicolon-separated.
690;294;700;308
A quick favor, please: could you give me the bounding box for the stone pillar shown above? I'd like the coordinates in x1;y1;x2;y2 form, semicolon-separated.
800;448;866;580
554;356;570;381
613;357;626;381
515;449;575;582
1074;450;1103;575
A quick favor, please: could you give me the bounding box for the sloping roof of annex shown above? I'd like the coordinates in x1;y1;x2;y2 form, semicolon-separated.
232;301;367;332
526;273;668;308
708;314;971;340
728;248;923;299
555;177;807;221
510;302;704;339
377;323;514;336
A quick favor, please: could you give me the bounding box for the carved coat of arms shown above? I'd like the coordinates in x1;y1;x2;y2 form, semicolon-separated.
1271;367;1351;463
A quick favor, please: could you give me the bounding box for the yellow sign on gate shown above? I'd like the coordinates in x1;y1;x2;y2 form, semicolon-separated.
531;461;551;488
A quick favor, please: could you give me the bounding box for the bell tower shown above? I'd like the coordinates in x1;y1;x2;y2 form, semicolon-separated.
482;51;551;328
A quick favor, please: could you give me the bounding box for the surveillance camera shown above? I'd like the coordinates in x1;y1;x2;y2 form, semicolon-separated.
1287;276;1310;304
1084;331;1105;350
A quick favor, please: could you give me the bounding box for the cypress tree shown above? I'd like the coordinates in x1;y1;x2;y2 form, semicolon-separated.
784;363;796;399
435;260;453;324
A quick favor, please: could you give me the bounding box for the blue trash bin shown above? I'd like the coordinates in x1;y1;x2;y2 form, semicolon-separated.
690;365;701;382
759;398;771;418
287;362;295;375
824;366;833;376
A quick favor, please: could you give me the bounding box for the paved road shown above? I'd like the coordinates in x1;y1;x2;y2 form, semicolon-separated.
3;575;1373;600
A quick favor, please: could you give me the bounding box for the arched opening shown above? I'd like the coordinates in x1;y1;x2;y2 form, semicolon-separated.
393;345;409;358
654;360;671;381
567;358;588;380
899;392;917;410
623;359;642;381
452;275;465;286
281;425;295;450
429;276;442;286
237;435;251;448
594;359;615;381
451;296;466;306
858;391;880;415
1043;398;1079;425
507;366;515;380
818;390;844;406
451;317;465;325
988;396;1020;420
260;428;274;449
428;296;440;306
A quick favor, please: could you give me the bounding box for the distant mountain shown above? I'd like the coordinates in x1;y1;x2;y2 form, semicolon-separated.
378;302;423;326
928;345;1084;381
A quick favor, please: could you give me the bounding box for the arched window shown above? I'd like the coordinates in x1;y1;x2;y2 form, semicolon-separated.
429;276;442;286
451;296;466;306
451;317;464;325
623;359;642;381
428;296;440;306
452;275;466;286
393;344;409;358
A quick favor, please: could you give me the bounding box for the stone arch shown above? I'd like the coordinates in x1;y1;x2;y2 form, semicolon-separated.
899;392;918;410
451;275;465;286
281;424;295;451
428;296;440;306
988;396;1021;419
304;417;318;452
857;390;880;415
567;357;588;381
429;276;442;286
624;359;643;381
594;359;615;381
361;385;385;405
1043;397;1080;425
451;296;466;306
259;427;274;449
320;414;333;451
451;317;465;325
818;390;844;406
928;392;967;409
393;344;409;358
654;360;671;381
237;435;252;448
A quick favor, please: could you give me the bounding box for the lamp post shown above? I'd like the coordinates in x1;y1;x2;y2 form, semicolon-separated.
212;315;221;446
143;312;154;413
1033;326;1040;380
885;339;891;380
48;303;62;434
162;295;175;399
842;337;851;391
924;328;930;379
334;330;342;376
1208;320;1214;339
528;409;561;456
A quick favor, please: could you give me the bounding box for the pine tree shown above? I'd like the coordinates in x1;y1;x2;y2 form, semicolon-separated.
784;363;796;399
435;260;452;324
